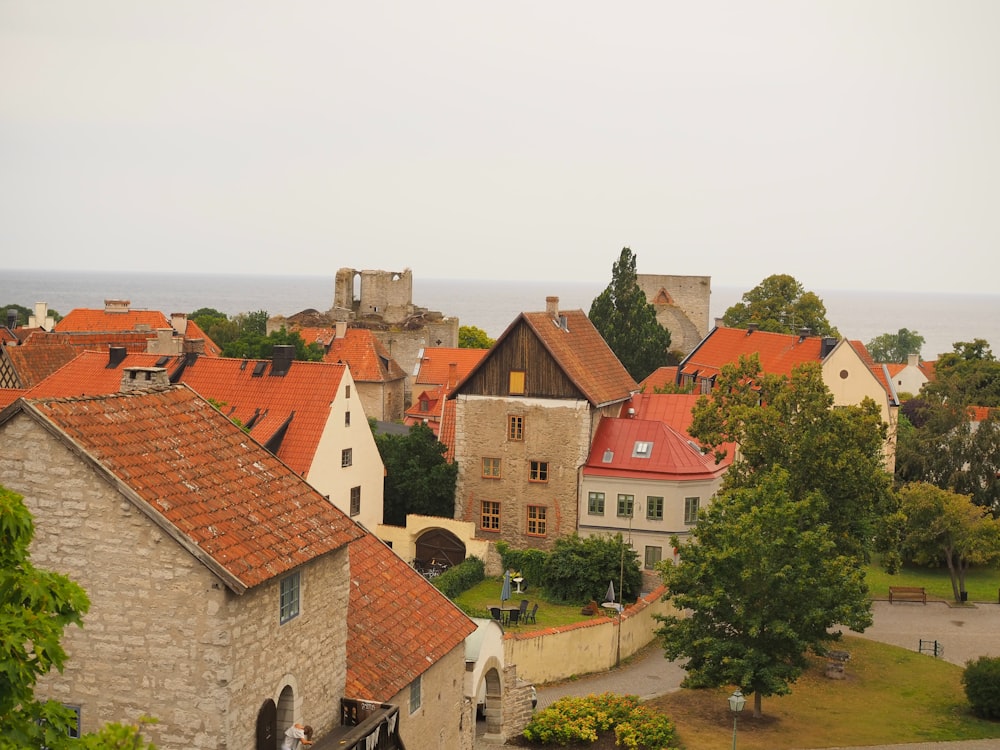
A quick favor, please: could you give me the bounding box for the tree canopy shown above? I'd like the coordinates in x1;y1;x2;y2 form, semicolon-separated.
721;274;838;338
458;325;494;350
656;469;872;717
588;247;673;382
220;325;325;361
541;533;641;605
374;423;458;526
866;328;925;363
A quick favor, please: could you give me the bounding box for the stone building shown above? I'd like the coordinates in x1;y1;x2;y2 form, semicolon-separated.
635;274;711;356
450;297;638;550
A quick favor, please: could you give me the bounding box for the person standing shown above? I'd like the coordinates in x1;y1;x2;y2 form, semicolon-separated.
281;723;314;750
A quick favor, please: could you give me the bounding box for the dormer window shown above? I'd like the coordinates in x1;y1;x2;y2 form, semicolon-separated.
420;398;429;412
632;441;653;458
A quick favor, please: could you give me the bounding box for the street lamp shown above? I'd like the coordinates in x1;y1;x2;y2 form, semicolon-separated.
728;689;746;750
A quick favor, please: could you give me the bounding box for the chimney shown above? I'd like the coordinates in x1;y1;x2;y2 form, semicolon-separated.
182;338;206;355
447;362;458;390
546;296;559;321
148;328;176;355
335;320;347;339
746;323;758;335
120;366;170;392
798;327;811;343
28;302;54;331
820;337;838;358
5;309;17;330
107;346;128;368
907;353;919;367
104;299;131;313
714;317;725;329
171;313;188;335
271;345;294;376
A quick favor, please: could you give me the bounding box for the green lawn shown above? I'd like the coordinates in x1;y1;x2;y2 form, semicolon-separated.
452;577;597;628
865;557;1000;603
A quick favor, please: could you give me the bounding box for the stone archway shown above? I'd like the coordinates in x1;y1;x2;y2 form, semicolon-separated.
481;666;503;735
415;527;466;568
255;699;277;750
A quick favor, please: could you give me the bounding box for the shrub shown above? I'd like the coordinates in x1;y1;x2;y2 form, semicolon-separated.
496;542;548;590
543;534;642;604
432;556;484;599
523;693;678;749
963;656;1000;719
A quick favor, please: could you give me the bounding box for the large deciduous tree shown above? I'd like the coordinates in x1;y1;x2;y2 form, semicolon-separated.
375;423;458;526
866;328;926;363
1;485;90;748
656;469;872;718
588;247;673;382
722;274;838;337
898;482;1000;601
458;325;494;350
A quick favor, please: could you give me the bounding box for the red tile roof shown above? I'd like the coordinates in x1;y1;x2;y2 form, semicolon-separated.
24;351;348;476
55;307;173;333
438;400;457;462
14;387;363;593
1;342;79;387
0;389;27;409
680;327;826;381
517;309;638;407
638;366;679;392
414;348;487;387
297;327;407;384
346;533;475;701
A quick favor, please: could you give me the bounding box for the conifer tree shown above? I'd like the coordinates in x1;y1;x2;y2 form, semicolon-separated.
588;247;673;382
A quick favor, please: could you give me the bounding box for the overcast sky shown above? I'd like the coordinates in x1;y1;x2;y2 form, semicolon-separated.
2;2;998;294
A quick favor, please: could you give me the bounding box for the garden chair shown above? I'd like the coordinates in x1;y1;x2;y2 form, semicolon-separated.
526;603;538;624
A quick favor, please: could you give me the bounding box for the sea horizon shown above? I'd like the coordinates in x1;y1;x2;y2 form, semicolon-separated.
4;268;999;362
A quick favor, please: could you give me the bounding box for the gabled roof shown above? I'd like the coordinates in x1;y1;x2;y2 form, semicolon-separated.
346;534;475;701
438;400;457;462
297;327;407;384
847;340;897;402
7;387;363;593
583;414;732;481
0;389;27;409
680;327;827;381
1;342;79;387
639;366;679;392
55;307;172;333
414;347;487;386
24;350;348;476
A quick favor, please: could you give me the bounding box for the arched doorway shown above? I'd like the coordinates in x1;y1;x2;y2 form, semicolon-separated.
276;685;295;747
415;528;466;568
255;699;277;750
479;667;502;735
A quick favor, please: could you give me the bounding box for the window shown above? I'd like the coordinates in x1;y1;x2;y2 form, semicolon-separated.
341;448;352;467
526;505;547;536
700;377;713;395
345;384;351;398
419;398;429;412
529;460;548;482
588;492;605;515
509;370;525;395
280;572;300;624
481;500;500;531
632;441;652;458
63;705;81;739
350;486;361;517
344;410;351;427
684;496;700;525
482;457;501;479
617;494;634;518
646;496;664;520
644;546;662;570
508;415;524;441
409;675;422;713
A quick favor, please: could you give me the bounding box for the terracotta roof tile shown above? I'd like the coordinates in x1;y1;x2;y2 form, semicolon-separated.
345;534;475;701
25;351;347;476
680;327;826;381
55;307;173;333
638;366;679;392
297;327;407;384
2;343;79;387
519;309;637;407
19;387;364;592
0;389;27;409
414;348;487;387
438;400;457;462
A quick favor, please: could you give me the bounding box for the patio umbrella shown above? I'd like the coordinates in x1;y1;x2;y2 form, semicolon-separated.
605;580;616;604
501;570;512;605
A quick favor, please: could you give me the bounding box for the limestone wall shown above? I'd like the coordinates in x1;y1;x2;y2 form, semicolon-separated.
388;646;472;750
636;274;711;355
503;586;676;685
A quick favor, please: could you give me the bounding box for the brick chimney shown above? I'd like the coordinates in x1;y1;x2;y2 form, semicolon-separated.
447;362;458;390
546;296;559;321
120;367;170;392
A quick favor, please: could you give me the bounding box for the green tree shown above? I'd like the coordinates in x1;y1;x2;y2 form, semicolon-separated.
458;325;494;350
588;247;673;382
689;354;893;560
375;423;457;526
221;326;324;362
656;468;872;718
898;482;1000;601
722;274;838;337
0;485;90;749
866;328;926;363
0;303;62;327
541;533;641;604
929;339;1000;408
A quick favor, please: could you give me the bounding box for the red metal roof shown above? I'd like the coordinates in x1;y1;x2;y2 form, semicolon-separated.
17;387;363;592
345;534;475;701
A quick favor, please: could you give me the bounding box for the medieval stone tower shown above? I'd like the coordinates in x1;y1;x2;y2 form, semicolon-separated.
635;274;711;356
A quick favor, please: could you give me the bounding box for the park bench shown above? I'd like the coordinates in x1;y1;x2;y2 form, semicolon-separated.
889;586;927;604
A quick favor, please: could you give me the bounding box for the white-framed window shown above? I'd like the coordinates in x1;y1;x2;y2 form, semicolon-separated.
684;496;700;525
646;496;664;520
588;492;605;515
644;546;662;569
632;441;653;458
617;494;634;518
409;675;422;713
341;448;352;467
280;571;300;624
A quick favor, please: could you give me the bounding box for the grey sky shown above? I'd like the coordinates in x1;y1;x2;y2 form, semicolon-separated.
2;2;998;294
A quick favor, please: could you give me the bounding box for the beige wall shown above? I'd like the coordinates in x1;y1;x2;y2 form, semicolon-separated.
356;378;406;423
504;587;677;685
388;645;472;750
453;395;594;550
377;514;496;571
309;367;385;530
0;413;351;750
